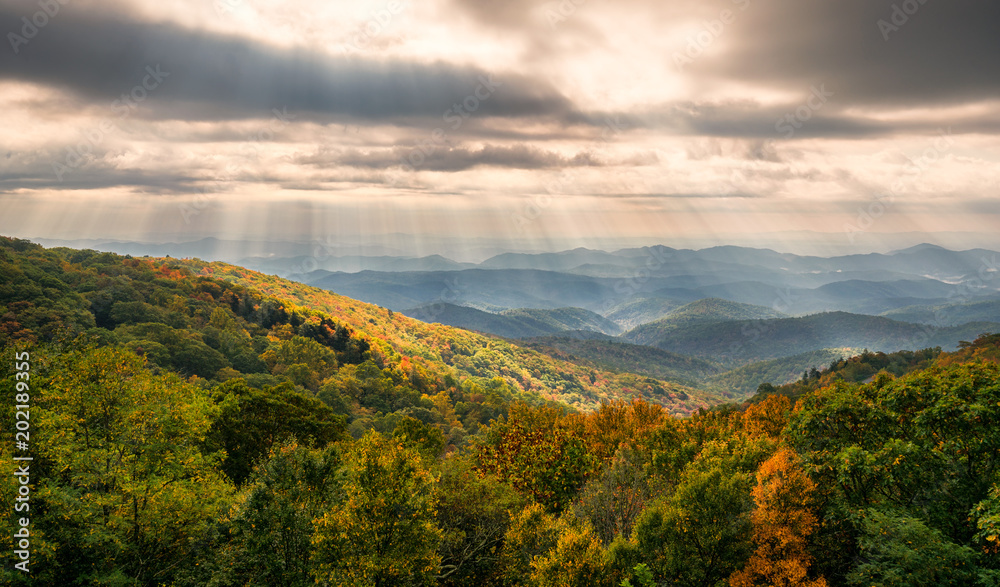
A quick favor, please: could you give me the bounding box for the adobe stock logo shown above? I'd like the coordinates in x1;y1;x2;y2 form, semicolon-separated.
775;85;834;139
342;1;408;53
7;0;71;55
388;74;503;176
52;65;170;180
877;0;930;41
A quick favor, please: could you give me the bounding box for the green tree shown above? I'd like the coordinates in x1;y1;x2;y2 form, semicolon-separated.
632;449;755;587
499;502;563;586
393;415;447;460
311;432;441;586
203;378;348;486
13;346;231;585
435;456;524;586
847;509;979;587
260;335;337;390
575;446;651;546
218;441;343;587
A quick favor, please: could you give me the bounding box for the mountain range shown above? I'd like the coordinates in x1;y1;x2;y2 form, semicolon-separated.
20;237;1000;399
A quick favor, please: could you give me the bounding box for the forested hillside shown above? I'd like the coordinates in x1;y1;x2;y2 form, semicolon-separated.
643;311;999;365
622;298;787;347
404;303;623;339
0;237;711;417
705;348;864;398
170;255;712;414
521;336;724;389
3;236;1000;586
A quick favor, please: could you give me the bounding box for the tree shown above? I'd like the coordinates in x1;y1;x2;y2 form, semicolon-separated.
531;523;611;587
499;502;563;586
435;456;524;586
311;432;441;586
393;415;446;460
203;378;348;486
729;448;827;587
742;394;791;439
846;509;978;587
116;322;230;378
218;441;343;587
633;452;754;587
575;446;651;546
973;485;1000;554
476;402;596;512
260;335;338;391
584;400;666;461
23;346;231;585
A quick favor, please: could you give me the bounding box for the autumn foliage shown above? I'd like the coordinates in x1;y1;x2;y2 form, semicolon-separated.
730;448;827;587
2;237;1000;585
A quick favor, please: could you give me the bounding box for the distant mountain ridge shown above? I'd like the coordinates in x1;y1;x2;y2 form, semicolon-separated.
705;348;865;397
402;303;622;338
622;299;787;346
293;244;999;324
648;311;1000;365
34;238;1000;336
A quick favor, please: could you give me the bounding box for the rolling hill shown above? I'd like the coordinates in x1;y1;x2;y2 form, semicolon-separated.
622;298;787;346
274;243;1000;325
0;237;719;420
704;347;865;398
648;311;1000;365
521;336;724;391
881;299;1000;326
402;303;622;338
603;297;687;330
168;257;716;413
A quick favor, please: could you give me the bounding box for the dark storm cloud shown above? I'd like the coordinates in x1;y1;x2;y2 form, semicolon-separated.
1;145;238;194
451;0;999;114
297;143;604;171
628;97;1000;140
705;0;1000;107
0;5;578;124
626;100;887;139
0;165;205;194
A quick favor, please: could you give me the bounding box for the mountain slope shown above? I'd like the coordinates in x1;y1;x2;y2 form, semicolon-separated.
603;297;687;330
305;268;618;312
649;311;999;364
521;336;724;391
499;307;622;336
622;298;787;346
402;304;622;338
881;299;1000;326
705;347;864;398
172;257;718;414
0;238;719;423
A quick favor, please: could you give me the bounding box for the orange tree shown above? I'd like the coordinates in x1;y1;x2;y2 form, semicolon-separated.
729;448;827;587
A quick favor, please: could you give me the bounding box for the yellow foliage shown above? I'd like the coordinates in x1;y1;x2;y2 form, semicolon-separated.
742;395;791;439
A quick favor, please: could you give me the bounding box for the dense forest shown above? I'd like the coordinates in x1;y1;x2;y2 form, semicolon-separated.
2;236;1000;586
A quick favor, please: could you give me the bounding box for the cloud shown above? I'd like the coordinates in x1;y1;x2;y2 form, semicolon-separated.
701;0;1000;108
0;5;578;125
0;165;205;194
628;100;885;139
626;98;1000;140
298;143;605;171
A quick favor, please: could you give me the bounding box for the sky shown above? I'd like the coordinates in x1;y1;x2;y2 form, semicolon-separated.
1;0;999;257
